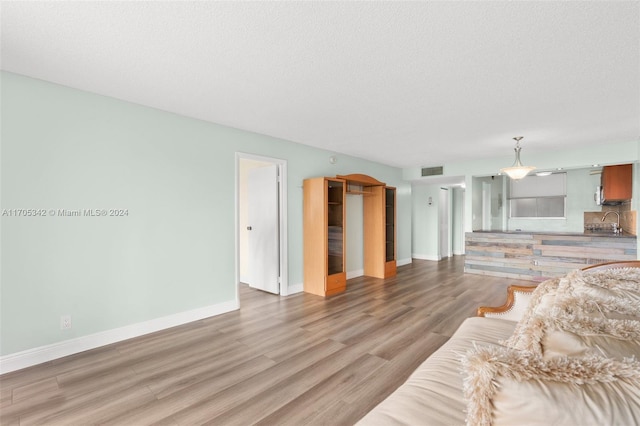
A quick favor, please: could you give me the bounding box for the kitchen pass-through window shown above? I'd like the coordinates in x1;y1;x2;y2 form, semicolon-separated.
509;173;566;218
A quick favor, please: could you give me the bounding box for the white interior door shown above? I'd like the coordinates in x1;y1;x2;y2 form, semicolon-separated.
439;188;450;259
247;164;279;294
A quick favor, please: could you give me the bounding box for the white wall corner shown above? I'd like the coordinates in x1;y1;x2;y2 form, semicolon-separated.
412;253;442;262
286;283;304;295
346;269;364;280
397;258;412;267
0;300;239;375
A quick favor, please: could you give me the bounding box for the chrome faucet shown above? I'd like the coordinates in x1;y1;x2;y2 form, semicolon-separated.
601;211;621;234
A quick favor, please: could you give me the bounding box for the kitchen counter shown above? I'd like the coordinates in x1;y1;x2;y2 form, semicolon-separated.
582;231;636;238
472;230;636;238
465;231;637;281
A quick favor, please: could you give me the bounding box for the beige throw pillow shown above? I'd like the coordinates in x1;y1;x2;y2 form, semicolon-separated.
463;267;640;426
504;268;640;358
462;345;640;426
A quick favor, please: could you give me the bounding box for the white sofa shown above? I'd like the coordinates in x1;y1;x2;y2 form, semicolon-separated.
358;261;640;426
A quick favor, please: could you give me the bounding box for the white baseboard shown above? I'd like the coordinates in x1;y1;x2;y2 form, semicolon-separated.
286;283;304;295
347;269;364;280
0;300;239;375
453;250;465;256
412;253;442;261
397;258;412;267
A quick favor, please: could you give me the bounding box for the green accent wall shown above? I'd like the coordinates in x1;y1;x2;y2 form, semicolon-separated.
0;72;410;356
411;184;440;259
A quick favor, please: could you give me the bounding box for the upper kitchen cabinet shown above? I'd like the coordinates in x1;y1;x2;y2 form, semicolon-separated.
601;164;632;204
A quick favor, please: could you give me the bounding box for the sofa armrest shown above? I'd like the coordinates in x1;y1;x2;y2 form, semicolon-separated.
582;260;640;271
477;285;537;321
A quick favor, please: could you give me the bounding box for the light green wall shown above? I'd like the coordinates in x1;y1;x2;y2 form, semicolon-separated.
413;185;465;259
0;72;410;356
411;184;440;259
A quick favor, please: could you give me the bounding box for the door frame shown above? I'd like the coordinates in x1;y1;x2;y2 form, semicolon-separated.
235;152;288;305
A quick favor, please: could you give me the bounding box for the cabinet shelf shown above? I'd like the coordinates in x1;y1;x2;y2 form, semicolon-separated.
346;189;373;196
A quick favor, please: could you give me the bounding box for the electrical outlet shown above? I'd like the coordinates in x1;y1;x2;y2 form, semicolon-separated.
60;315;72;330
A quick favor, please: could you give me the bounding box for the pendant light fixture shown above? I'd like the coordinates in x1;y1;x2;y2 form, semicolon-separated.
500;136;536;180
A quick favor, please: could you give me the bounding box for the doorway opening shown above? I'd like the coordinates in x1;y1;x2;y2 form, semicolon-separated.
439;187;451;259
235;153;288;306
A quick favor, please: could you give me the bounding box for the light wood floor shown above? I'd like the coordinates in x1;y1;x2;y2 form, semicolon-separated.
1;257;532;425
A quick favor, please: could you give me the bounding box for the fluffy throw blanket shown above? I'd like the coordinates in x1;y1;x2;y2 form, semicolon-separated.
462;267;640;426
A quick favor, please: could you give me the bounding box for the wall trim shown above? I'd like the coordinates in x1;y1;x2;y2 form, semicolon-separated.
286;283;304;295
0;300;238;375
453;251;465;256
397;258;412;267
347;269;364;280
412;253;442;261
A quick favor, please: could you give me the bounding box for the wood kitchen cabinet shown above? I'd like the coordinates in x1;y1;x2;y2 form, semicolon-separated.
602;164;632;203
303;177;346;296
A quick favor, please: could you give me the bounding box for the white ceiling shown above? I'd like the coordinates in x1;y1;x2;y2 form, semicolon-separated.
1;1;638;169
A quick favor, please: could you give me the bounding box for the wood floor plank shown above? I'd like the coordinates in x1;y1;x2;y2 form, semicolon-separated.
0;387;12;410
19;383;156;425
101;355;278;425
0;257;533;425
261;331;335;364
253;353;387;426
144;343;266;398
202;348;387;426
168;339;347;424
10;377;59;403
6;367;141;425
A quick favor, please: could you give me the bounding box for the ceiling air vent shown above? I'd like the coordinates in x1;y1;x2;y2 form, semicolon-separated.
421;166;444;177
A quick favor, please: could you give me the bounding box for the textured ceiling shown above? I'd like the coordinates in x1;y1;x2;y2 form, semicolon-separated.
1;1;638;169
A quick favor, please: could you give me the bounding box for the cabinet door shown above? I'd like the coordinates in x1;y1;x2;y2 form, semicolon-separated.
602;164;632;202
326;179;345;276
385;187;396;262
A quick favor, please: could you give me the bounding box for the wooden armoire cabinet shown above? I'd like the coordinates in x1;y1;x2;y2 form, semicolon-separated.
303;174;397;297
303;177;346;297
